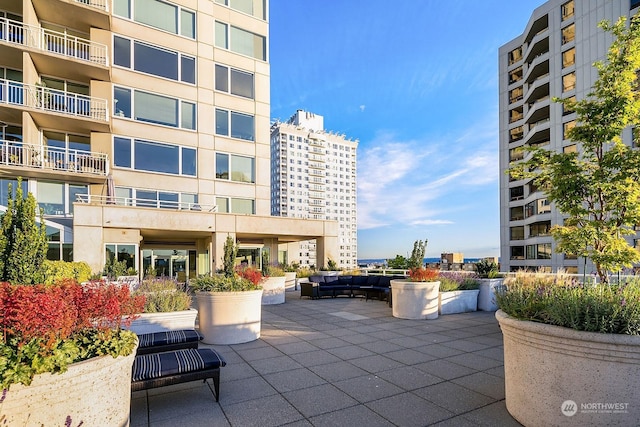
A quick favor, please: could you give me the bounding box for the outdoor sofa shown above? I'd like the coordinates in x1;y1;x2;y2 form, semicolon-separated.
301;274;405;303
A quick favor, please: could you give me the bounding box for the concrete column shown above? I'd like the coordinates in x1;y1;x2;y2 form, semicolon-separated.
263;238;279;265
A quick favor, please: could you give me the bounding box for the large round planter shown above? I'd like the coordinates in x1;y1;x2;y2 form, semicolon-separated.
317;270;339;276
284;272;297;289
262;276;286;304
126;308;198;334
496;310;640;427
477;278;504;311
438;289;479;314
0;341;138;426
196;289;263;344
390;279;440;320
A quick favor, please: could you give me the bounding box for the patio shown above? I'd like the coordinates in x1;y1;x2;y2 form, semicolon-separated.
131;290;521;426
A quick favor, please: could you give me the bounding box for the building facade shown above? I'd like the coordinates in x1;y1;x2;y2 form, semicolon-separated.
499;0;640;273
0;0;338;278
270;110;357;269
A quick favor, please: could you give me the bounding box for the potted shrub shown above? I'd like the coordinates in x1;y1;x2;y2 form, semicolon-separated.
474;259;504;311
190;235;263;345
283;262;299;289
437;272;480;314
126;277;196;334
0;280;144;425
318;258;341;276
495;271;640;427
261;264;286;305
390;239;440;320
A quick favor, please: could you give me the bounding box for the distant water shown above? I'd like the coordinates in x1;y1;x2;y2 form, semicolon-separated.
358;258;483;266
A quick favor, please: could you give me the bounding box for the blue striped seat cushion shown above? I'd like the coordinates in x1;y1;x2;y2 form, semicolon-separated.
137;330;202;349
132;348;226;382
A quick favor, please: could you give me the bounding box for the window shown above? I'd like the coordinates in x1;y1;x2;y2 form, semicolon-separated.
215;65;254;99
114;36;196;84
105;243;137;271
634;127;640;148
563;120;576;139
215;109;254;141
113;0;196;38
215;22;266;61
116;187;197;209
563;144;577;153
113;86;196;129
508;47;522;65
509;107;523;123
530;221;551;237
509;146;525;162
510;186;524;201
562;47;575;68
562;96;576;115
36;181;87;215
509;125;524;143
114;136;196;176
562;23;575;44
561;1;574;21
510;206;524;221
509;66;523;84
215;197;255;214
510;226;525;240
215;153;255;183
215;0;266;20
511;246;525;260
509;87;523;103
562;72;576;92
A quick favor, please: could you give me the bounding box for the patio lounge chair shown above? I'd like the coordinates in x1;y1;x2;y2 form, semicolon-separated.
136;329;202;355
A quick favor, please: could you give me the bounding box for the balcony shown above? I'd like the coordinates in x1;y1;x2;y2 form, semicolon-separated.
73;0;109;12
0;140;108;182
0;79;109;124
76;194;218;212
0;18;108;67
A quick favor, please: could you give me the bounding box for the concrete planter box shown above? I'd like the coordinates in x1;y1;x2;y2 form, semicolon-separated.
438;289;479;314
262;276;286;305
496;310;640;427
317;271;340;276
390;279;440;319
284;272;297;288
0;342;137;426
126;308;198;334
477;278;504;311
196;289;263;344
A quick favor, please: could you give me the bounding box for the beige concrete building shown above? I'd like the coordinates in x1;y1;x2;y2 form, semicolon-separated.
270;110;357;269
0;0;338;279
499;0;640;274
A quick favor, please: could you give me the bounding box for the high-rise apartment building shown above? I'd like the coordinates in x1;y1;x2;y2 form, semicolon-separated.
270;110;357;269
0;0;338;278
499;0;640;273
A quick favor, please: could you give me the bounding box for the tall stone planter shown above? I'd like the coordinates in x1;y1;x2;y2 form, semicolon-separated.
477;278;504;311
284;272;297;288
196;289;263;344
496;310;640;427
262;276;286;304
0;342;138;426
438;289;479;314
126;308;198;334
390;279;440;320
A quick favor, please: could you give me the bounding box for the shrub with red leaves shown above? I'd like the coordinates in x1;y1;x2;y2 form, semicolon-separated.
408;268;439;282
236;266;263;285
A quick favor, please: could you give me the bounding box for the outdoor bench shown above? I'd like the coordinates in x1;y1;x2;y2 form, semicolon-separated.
131;348;226;401
302;275;405;304
136;329;202;355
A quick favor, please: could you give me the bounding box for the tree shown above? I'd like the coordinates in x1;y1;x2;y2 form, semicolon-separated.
407;239;428;270
510;14;640;283
386;255;408;269
222;234;237;277
0;178;48;284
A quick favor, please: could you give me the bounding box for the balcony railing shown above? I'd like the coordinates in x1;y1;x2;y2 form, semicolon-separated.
74;0;110;12
76;194;218;212
0;79;109;121
0;18;108;66
0;140;108;176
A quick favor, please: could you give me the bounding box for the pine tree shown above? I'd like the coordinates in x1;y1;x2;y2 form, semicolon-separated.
0;178;48;284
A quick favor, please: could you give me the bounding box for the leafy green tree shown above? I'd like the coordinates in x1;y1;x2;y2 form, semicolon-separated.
0;178;48;284
386;255;408;269
510;14;640;283
222;234;237;277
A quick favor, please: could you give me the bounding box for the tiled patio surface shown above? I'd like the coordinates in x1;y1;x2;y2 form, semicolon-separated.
131;289;522;427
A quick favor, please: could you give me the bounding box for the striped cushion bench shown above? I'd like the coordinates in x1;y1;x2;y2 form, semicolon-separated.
131;348;226;401
136;329;202;355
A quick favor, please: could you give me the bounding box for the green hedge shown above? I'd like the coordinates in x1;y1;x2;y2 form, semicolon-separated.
42;260;92;284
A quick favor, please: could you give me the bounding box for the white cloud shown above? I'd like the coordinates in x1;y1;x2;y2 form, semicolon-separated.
357;116;499;230
359;105;366;112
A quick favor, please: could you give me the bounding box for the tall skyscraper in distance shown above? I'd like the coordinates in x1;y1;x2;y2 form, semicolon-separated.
499;0;640;274
271;110;358;269
0;0;339;278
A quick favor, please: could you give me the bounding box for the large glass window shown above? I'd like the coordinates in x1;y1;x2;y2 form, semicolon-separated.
114;86;195;129
215;0;266;20
36;181;87;215
0;178;27;206
215;22;266;61
114;36;195;84
510;226;524;241
231;198;255;214
215;153;255;183
114;136;196;176
215;65;254;99
114;0;195;38
562;23;575;44
562;47;575;68
105;243;137;272
116;187;197;209
561;1;574;21
562;72;576;92
215;108;254;141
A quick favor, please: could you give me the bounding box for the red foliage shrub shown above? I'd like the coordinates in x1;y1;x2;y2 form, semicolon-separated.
408;268;439;282
236;266;263;285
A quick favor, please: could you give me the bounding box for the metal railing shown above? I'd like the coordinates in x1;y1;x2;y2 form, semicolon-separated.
0;17;108;66
76;194;218;212
0;140;108;176
0;79;108;121
73;0;110;12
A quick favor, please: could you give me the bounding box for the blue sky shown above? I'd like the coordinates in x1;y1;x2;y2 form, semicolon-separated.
269;0;545;260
